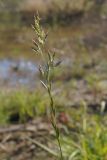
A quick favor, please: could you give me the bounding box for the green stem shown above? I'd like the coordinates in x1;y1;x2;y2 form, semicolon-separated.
33;15;63;160
57;136;63;160
48;86;63;160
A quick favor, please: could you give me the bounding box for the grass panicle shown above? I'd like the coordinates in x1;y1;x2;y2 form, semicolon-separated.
32;14;63;160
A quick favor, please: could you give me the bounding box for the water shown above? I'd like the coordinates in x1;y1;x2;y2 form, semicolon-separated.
0;59;38;87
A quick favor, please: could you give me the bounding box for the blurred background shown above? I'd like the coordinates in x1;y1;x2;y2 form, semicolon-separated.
0;0;107;90
1;1;107;159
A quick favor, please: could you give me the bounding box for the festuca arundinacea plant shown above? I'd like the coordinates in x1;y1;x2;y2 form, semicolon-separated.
32;14;63;160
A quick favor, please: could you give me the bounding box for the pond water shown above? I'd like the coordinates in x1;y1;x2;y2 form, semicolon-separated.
0;59;38;87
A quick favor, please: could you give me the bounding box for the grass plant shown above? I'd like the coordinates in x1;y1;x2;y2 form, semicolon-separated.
0;90;47;124
32;14;63;159
57;103;107;160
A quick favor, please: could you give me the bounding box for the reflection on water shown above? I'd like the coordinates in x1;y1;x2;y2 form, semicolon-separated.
0;59;38;87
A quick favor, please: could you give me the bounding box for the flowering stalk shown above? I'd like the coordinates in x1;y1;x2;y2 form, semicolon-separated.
32;14;63;160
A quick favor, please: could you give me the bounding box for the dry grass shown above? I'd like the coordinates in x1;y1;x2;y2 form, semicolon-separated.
21;0;86;13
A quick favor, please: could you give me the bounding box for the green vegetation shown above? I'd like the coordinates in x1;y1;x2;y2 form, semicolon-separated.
59;105;107;160
0;90;47;124
0;89;107;159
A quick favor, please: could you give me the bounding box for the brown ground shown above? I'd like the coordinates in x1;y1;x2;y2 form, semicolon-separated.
0;118;57;160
